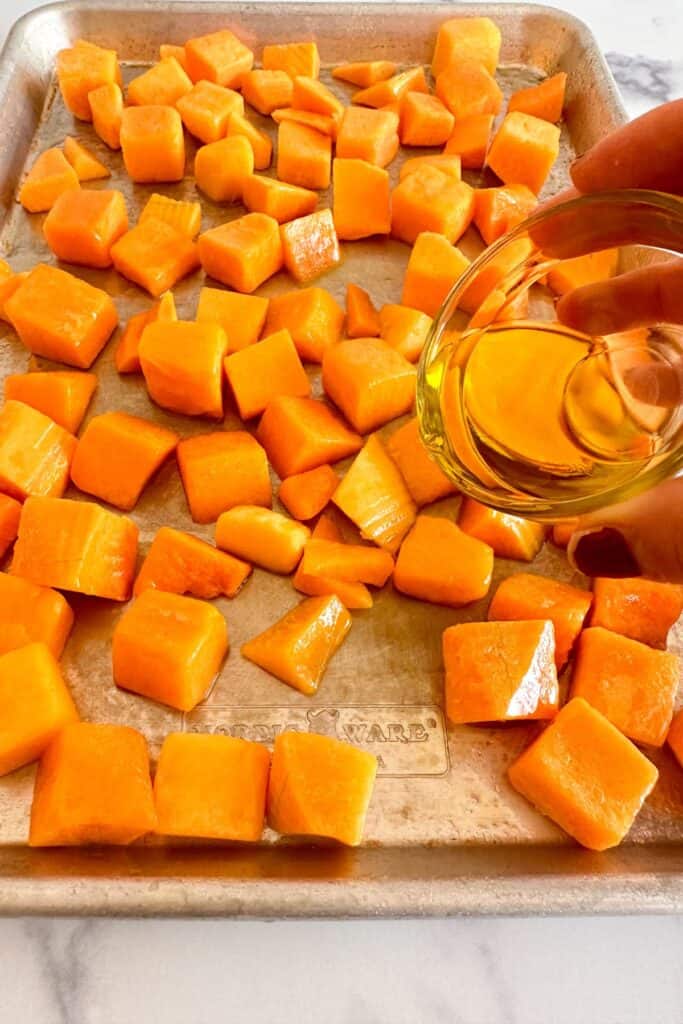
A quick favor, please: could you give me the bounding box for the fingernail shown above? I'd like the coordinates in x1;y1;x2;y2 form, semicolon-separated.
571;527;641;578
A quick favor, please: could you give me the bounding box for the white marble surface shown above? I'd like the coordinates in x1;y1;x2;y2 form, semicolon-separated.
0;2;682;1022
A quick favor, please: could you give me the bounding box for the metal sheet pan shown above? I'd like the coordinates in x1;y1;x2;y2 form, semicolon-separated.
0;0;681;917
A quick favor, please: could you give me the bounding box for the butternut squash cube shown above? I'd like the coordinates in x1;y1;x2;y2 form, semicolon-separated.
12;496;138;601
277;120;332;190
488;572;592;671
379;304;432;363
177;80;244;143
322;338;415;434
391;166;475;245
196;287;268;352
185;29;254;88
114;292;177;375
126;57;192;108
159;44;188;71
444;112;494;169
474;184;538;245
272;107;339;138
265;287;343;363
262;42;320;80
177;431;271;524
386;416;457;507
113;590;228;711
332;61;397;88
281;208;340;283
268;731;377;845
0;643;78;776
336;107;399;167
111;218;199;297
5;264;117;368
458;498;547;562
278;465;339;522
508;697;658;851
394;514;493;605
139;193;201;238
570;627;679;747
120;105;185;183
0;573;73;659
435;61;503;120
351;67;428;110
432;16;501;77
443;619;558;724
300;538;393;587
139;319;227;419
216;506;310;574
18;148;80;213
57;39;120;121
487;111;561;195
225;328;310;420
43;188;128;268
0;494;21;561
400;92;454;147
590;577;683;649
134;526;251;599
224;112;272;170
88;82;123;149
292;75;343;119
401;231;470;317
0;400;76;501
243;175;318;224
258;396;362;478
154;733;270;841
333;158;391;240
70;412;178;511
29;722;156;846
346;283;380;338
199;213;283;293
241;69;293;115
509;72;567;124
194;135;254;203
399;154;462;182
242;594;351;696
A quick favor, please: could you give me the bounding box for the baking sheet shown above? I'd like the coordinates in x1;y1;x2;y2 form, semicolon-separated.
0;0;681;915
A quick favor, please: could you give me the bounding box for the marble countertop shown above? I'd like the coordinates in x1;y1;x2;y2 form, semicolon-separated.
0;2;681;1022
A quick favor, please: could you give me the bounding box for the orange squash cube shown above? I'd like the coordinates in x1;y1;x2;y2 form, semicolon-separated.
386;416;456;507
333;158;390;241
272;107;339;138
242;595;351;695
590;577;683;649
279;465;339;522
400;93;454;147
241;69;293;115
225;112;273;170
292;564;373;611
292;75;343;120
0;573;73;658
509;72;567;123
199;213;283;293
177;431;271;524
18;148;80;213
546;249;619;295
43;187;128;268
194;135;254;203
268;731;376;845
265;287;343;363
399;155;462;182
667;710;683;769
351;67;428;109
120;105;185;183
154;733;270;841
57;39;120;120
401;231;469;318
300;538;393;587
444;112;494;169
113;590;228;711
243;175;318;224
159;44;188;70
459;235;534;315
185;29;254;87
262;42;320;80
139;193;201;238
346;283;380;338
551;519;578;548
70;412;178;511
139;319;227;419
258;396;362;478
61;134;110;177
6;264;117;368
0;643;78;777
322;338;415;433
134;526;251;599
475;184;538;246
336;107;399;167
127;56;192;108
114;292;177;375
487;111;561;195
488;572;592;671
570;627;679;747
196;287;268;352
0;270;28;324
176;80;244;143
225;328;309;420
333;434;416;553
443;619;558;724
432;16;501;77
394;514;493;605
0;401;76;501
332;61;397;88
281;208;340;283
458;498;546;561
392;166;475;245
4;370;96;435
215;506;310;574
435;61;502;120
508;697;658;851
379;304;432;363
88;82;123;149
111;218;199;297
12;496;138;601
0;494;21;561
29;722;156;847
277;120;332;190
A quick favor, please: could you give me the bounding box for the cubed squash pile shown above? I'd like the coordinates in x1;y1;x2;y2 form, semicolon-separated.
0;17;675;857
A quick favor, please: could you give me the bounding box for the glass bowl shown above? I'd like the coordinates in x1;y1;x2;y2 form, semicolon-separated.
417;189;683;521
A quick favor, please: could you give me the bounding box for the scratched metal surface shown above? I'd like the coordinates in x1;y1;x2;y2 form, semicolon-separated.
0;1;681;916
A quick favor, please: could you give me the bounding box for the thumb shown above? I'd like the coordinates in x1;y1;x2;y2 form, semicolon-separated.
568;477;683;582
